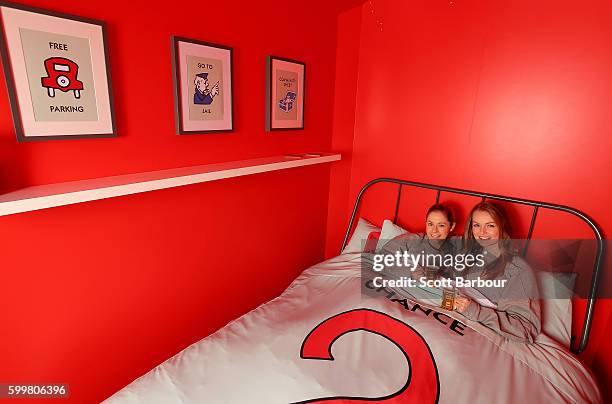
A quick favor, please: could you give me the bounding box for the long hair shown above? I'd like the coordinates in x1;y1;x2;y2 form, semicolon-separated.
463;202;513;279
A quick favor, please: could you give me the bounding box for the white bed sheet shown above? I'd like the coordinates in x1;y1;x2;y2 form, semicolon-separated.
105;253;601;403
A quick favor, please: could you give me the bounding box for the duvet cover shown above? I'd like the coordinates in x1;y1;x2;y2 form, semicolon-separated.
105;253;601;403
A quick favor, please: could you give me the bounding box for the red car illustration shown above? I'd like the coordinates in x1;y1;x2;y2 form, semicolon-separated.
40;57;84;99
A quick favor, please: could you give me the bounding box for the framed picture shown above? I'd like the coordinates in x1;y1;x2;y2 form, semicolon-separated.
0;2;116;141
265;56;305;131
171;36;233;134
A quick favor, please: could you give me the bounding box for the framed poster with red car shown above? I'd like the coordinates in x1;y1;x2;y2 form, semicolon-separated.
171;36;233;134
265;56;305;131
0;2;116;141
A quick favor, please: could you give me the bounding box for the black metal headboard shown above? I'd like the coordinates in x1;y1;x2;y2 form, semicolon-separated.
341;178;605;354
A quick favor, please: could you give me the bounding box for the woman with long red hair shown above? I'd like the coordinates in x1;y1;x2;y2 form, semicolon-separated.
454;202;541;342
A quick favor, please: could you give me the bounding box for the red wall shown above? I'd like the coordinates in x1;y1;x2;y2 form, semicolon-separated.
325;5;363;258
327;0;612;399
0;1;347;402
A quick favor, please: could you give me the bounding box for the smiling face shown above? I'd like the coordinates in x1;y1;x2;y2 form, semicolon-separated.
426;210;455;241
471;209;500;247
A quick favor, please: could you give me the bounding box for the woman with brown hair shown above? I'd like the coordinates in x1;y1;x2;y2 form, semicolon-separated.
372;203;458;287
454;202;541;342
379;202;457;258
424;203;456;247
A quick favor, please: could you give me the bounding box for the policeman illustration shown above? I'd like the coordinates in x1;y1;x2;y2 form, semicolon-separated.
193;72;219;105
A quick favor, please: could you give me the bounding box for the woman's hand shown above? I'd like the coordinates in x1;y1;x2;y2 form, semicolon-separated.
454;295;472;313
411;266;426;280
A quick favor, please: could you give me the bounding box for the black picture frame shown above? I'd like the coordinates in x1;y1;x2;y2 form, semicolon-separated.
171;36;234;135
265;55;305;131
0;1;117;141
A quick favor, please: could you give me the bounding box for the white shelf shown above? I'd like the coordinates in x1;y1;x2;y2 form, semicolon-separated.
0;152;341;217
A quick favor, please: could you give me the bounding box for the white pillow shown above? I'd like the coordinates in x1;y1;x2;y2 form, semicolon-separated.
537;271;576;349
375;219;409;252
342;218;381;254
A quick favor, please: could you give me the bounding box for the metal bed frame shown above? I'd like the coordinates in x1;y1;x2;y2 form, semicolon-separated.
341;178;605;354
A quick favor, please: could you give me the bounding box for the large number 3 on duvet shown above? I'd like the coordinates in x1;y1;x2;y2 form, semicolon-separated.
292;308;440;404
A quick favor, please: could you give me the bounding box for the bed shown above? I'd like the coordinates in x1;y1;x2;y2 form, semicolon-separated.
104;178;604;403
